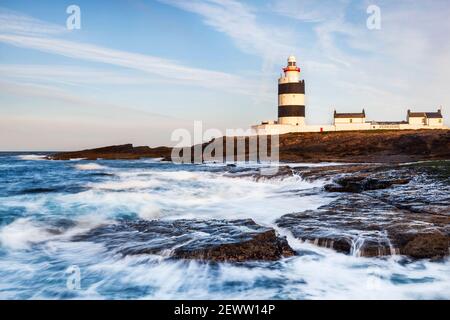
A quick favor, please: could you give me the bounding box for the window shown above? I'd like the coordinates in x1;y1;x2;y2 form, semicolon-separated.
350;119;353;123
439;119;442;123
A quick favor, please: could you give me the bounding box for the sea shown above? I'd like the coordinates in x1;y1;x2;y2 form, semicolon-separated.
0;153;449;299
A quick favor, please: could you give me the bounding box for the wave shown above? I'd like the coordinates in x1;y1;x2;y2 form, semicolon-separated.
0;218;53;250
91;179;161;190
37;249;447;300
17;154;47;161
72;169;325;225
74;163;108;170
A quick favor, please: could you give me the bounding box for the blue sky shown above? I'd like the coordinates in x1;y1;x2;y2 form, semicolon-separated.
0;0;449;150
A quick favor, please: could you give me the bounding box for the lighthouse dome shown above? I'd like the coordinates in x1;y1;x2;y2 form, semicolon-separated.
287;55;296;63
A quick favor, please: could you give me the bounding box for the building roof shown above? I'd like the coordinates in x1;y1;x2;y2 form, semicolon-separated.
408;112;426;117
425;112;443;119
408;109;443;118
334;109;365;118
371;121;408;125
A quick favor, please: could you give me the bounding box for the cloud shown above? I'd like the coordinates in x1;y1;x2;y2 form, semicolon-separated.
159;0;297;60
0;64;200;87
157;0;302;107
0;7;263;96
0;34;248;91
271;0;450;114
0;7;67;35
0;79;178;120
271;0;349;23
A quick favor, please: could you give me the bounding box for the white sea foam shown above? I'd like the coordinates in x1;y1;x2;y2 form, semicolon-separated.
70;168;325;225
73;249;450;300
17;154;46;161
92;179;161;190
137;204;161;220
0;218;52;250
74;163;107;170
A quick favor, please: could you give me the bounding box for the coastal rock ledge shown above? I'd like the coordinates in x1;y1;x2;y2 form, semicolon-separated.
49;129;450;163
72;219;295;262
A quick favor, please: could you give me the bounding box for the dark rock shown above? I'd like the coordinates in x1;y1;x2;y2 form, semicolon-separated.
51;130;450;164
276;195;396;257
73;219;295;262
277;172;450;260
49;144;172;160
324;175;409;193
227;165;295;181
400;233;449;260
279;129;450;163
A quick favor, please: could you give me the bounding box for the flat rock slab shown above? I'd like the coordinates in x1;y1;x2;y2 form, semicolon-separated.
324;176;410;193
278;161;450;260
72;219;295;262
276;193;449;260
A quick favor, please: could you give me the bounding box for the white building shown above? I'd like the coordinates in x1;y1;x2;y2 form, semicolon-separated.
252;56;447;134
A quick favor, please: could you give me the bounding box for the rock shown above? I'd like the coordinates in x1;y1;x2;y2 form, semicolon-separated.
49;144;172;160
387;229;449;260
72;219;295;262
276;195;396;257
324;176;410;193
276;180;450;260
278;129;450;163
51;130;450;163
401;233;449;260
226;166;296;181
174;229;295;262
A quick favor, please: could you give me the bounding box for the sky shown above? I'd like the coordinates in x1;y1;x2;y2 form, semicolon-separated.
0;0;449;151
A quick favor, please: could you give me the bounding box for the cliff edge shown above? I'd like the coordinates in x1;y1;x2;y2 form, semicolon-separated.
49;129;450;163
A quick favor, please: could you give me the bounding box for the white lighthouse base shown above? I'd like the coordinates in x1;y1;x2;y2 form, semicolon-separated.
251;122;447;135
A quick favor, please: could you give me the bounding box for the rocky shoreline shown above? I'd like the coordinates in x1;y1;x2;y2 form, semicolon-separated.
64;161;450;262
278;161;450;260
72;219;295;262
48;130;449;262
49;129;450;163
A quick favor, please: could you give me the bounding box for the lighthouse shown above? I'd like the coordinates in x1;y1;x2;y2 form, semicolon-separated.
277;55;305;126
252;55;446;134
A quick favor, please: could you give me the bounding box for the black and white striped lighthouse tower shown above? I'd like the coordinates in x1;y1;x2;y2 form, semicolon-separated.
278;56;305;126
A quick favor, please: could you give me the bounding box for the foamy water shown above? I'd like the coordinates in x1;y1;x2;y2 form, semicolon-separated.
74;163;108;171
0;153;448;300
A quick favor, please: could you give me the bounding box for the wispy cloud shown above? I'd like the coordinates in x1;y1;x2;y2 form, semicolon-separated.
0;79;185;122
159;0;297;60
270;0;450;113
0;64;169;87
0;7;264;96
0;7;67;35
157;0;302;107
272;0;349;23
